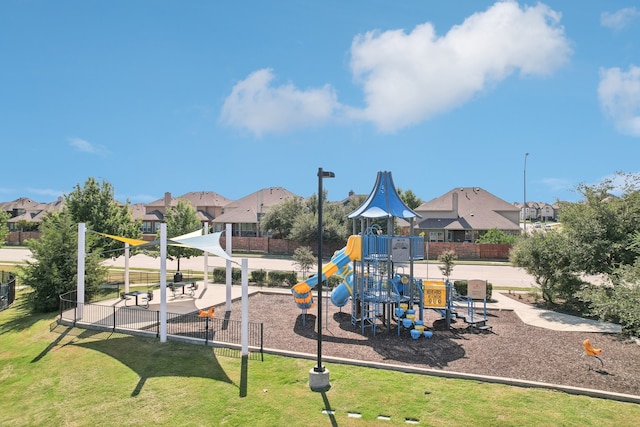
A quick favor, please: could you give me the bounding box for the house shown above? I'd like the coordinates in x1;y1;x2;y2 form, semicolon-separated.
136;191;232;236
415;187;520;242
514;201;560;222
0;197;64;231
211;187;299;237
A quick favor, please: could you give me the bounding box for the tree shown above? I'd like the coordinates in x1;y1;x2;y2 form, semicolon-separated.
0;210;9;248
510;231;584;304
438;250;457;281
260;196;304;238
558;173;640;276
292;246;316;279
20;210;105;312
289;192;351;247
162;199;202;271
576;228;640;336
476;228;518;244
65;177;141;259
397;188;423;210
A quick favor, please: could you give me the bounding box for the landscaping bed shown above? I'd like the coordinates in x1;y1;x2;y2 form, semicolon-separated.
215;292;640;397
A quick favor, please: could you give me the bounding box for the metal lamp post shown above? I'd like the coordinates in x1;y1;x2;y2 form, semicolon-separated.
523;152;529;233
309;167;334;391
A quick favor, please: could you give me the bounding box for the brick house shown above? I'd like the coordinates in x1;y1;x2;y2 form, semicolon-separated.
415;187;521;242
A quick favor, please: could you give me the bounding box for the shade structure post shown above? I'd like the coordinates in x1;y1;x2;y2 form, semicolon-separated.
77;223;85;320
160;223;167;343
226;223;232;312
124;242;130;293
241;258;249;356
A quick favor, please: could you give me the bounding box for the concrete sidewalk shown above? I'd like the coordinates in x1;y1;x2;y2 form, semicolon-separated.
152;281;622;334
487;292;621;333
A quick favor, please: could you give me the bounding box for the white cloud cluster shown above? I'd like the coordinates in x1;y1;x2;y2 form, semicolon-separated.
220;1;571;135
26;187;65;199
69;137;109;155
349;0;571;132
598;66;640;137
601;7;640;31
220;69;340;137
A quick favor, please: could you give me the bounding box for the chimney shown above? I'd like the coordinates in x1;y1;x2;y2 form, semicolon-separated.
164;192;172;211
452;191;458;215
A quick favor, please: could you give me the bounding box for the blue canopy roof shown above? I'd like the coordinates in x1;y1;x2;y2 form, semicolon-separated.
348;171;421;219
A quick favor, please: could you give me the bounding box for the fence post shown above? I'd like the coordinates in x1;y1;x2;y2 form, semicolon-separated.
260;323;264;361
205;317;209;345
113;305;116;332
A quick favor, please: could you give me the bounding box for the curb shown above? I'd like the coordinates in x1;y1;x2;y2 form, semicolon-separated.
261;347;640;405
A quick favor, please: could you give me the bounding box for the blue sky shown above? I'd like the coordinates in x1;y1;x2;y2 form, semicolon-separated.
2;1;640;206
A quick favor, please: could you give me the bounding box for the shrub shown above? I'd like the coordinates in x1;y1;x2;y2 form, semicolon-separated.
453;280;493;300
267;271;298;288
250;269;267;284
579;283;640;337
212;267;242;284
327;275;342;289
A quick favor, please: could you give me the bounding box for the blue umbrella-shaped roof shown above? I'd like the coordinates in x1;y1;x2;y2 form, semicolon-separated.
348;171;421;219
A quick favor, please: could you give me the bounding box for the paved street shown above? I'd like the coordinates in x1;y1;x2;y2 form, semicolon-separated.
1;246;537;288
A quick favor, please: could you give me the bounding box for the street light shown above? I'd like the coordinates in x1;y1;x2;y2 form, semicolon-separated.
310;167;334;391
523;153;529;233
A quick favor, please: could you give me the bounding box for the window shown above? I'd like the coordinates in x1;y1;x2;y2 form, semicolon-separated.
141;221;154;234
429;231;444;242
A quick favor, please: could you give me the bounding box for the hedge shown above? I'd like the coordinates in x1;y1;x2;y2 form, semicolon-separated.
453;280;493;300
212;267;242;284
267;271;298;288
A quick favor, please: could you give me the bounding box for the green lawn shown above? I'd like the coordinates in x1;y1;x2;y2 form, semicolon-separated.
1;295;639;426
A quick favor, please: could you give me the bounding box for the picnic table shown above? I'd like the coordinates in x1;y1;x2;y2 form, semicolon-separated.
121;290;153;308
170;282;198;298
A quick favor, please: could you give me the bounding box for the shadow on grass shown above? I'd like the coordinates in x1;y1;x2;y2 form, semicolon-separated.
0;293;54;334
67;331;234;396
320;391;338;427
30;322;73;363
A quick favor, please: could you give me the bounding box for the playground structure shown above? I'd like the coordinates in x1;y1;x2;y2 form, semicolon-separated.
291;171;491;336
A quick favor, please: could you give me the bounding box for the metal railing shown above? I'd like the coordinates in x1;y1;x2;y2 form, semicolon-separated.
59;291;263;360
0;271;17;311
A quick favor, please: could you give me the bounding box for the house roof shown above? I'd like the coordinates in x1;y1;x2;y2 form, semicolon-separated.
416;187;520;231
212;187;298;224
348;171;420;219
146;191;232;208
1;198;64;223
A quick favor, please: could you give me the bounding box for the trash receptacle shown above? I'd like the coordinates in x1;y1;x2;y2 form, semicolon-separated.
174;272;183;283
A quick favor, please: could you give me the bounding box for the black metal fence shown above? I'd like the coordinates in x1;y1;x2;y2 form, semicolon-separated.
103;270;199;288
59;291;263;360
0;271;17;311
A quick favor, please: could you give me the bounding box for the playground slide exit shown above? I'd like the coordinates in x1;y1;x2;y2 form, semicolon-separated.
291;235;361;309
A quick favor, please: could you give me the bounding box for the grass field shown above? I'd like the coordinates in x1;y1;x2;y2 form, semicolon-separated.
2;294;640;426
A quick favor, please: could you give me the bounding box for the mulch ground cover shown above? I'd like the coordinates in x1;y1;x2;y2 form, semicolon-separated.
214;292;640;397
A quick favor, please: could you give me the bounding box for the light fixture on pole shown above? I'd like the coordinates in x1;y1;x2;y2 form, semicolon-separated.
309;167;334;391
523;152;529;233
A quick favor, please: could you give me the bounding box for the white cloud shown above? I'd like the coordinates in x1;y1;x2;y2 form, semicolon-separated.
541;177;574;192
220;1;571;135
220;69;341;137
69;137;109;155
26;187;65;199
349;0;572;132
598;66;640;137
601;7;640;31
